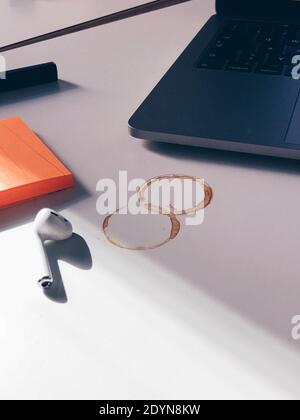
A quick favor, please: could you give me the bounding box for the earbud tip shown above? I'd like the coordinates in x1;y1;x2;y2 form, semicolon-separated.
38;276;53;289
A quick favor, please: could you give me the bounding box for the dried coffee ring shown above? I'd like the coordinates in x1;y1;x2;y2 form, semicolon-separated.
102;207;181;251
137;174;213;216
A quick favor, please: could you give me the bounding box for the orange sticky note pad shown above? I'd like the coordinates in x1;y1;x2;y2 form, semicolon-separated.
0;117;73;209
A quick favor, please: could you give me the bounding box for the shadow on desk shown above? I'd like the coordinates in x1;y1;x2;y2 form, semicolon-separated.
144;140;300;175
44;233;93;304
0;179;90;232
0;79;79;108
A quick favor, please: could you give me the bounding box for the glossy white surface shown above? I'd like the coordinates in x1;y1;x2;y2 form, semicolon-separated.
1;0;300;400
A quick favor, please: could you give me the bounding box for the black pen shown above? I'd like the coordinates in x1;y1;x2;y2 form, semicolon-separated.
0;0;192;53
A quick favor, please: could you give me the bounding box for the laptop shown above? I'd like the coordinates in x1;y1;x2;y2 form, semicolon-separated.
129;0;300;159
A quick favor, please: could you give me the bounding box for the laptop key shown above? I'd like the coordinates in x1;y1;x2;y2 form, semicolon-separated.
196;20;300;76
197;59;225;70
284;46;300;63
268;52;287;65
256;64;283;75
226;62;253;72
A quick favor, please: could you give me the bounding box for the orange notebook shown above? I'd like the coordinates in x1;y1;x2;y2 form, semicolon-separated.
0;117;73;209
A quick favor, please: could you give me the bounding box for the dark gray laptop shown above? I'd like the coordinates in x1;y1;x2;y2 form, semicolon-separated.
129;0;300;159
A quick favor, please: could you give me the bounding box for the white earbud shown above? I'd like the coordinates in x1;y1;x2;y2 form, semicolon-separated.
34;208;73;289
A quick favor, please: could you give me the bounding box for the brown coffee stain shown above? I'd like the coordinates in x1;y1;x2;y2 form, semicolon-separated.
102;209;181;251
102;174;213;251
137;174;213;215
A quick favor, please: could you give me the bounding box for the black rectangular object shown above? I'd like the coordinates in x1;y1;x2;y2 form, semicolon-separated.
0;62;58;93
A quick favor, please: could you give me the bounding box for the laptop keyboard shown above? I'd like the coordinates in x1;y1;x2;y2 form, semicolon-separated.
196;20;300;76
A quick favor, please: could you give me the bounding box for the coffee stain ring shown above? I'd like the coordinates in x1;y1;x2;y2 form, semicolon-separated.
102;207;181;251
137;174;213;216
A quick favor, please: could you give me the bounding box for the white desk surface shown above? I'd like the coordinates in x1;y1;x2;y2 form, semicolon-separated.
1;0;300;400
